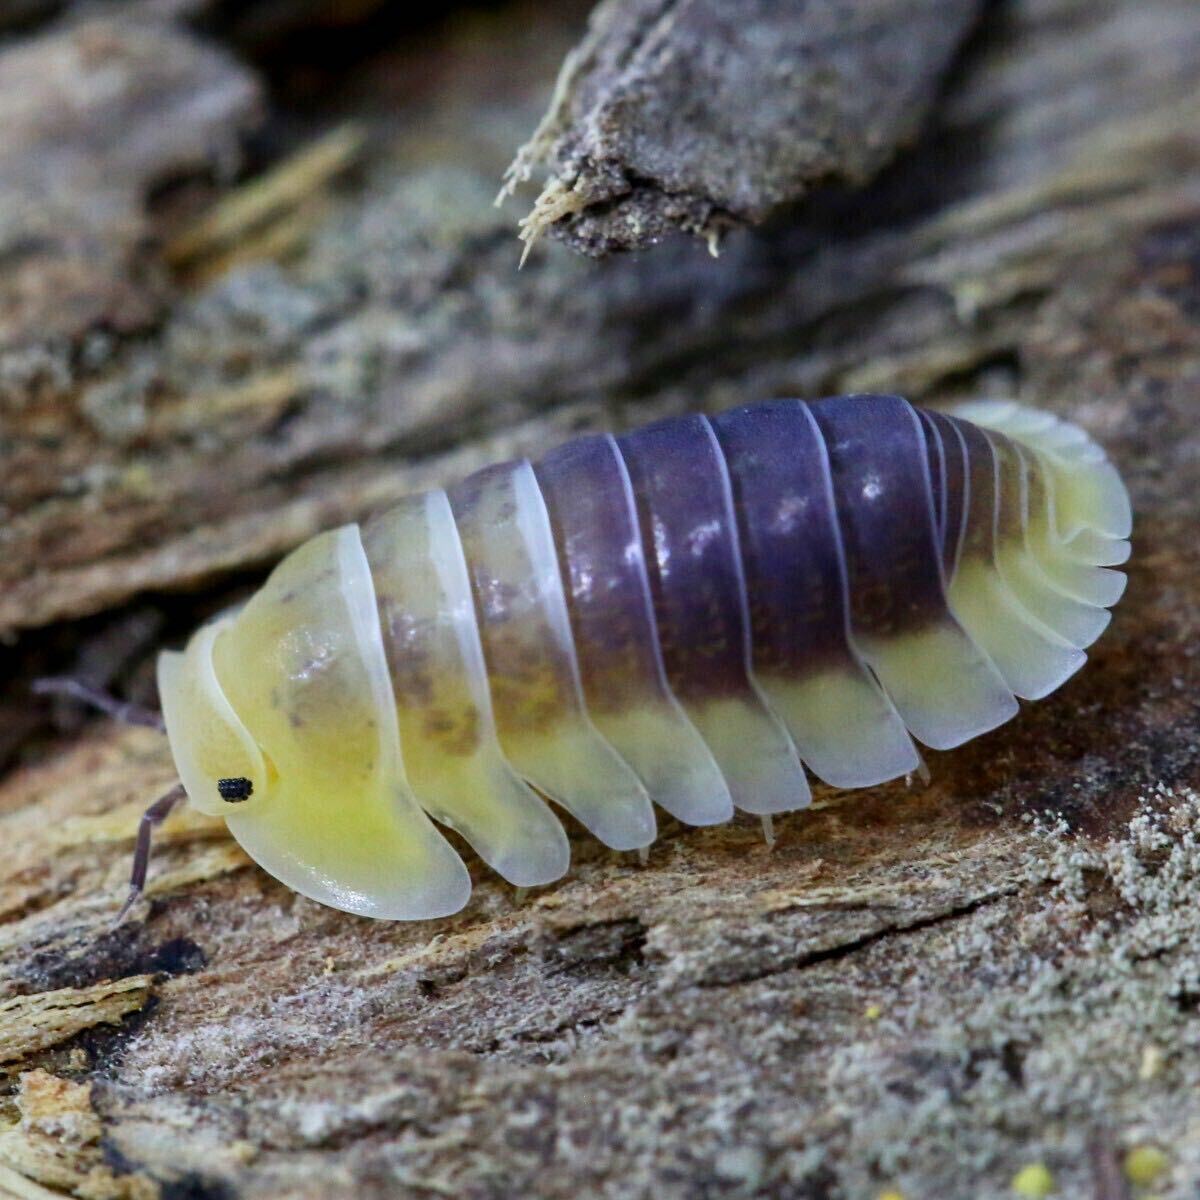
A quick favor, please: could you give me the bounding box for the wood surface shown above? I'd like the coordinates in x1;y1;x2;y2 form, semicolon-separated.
1;1;1199;1196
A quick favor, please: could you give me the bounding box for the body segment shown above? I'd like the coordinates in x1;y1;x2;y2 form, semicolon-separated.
615;413;810;815
157;396;1132;919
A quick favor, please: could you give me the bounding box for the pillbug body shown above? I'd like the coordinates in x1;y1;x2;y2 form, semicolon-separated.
157;396;1131;919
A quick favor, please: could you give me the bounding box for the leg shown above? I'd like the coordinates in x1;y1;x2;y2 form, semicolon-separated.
33;677;165;733
905;750;932;789
760;814;777;848
114;784;187;926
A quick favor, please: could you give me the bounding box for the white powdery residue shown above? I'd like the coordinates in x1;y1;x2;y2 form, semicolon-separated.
123;970;395;1096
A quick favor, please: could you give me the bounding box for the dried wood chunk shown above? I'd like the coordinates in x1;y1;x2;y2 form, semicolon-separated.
504;0;985;255
0;977;155;1064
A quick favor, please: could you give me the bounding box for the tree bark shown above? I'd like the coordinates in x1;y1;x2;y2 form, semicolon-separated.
2;1;1200;1197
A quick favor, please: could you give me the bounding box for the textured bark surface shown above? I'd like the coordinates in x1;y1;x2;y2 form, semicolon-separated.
2;0;1200;1197
503;0;985;255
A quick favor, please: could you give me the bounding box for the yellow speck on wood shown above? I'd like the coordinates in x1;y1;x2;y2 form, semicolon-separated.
1012;1163;1055;1197
0;976;155;1063
1124;1145;1168;1187
1138;1043;1165;1081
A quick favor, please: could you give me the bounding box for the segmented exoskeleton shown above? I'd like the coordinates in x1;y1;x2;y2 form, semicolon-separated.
156;395;1131;919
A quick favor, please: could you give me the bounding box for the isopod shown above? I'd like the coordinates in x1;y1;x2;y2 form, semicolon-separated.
134;394;1129;919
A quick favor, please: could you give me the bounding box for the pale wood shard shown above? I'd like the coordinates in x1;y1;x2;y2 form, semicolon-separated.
0;978;155;1064
49;801;227;853
0;1162;68;1200
164;124;368;279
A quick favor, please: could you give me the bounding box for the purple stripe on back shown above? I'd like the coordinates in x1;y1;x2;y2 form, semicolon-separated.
708;401;855;675
809;395;947;637
533;433;664;712
615;414;753;699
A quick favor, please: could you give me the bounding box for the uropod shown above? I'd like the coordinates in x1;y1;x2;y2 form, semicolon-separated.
106;395;1133;920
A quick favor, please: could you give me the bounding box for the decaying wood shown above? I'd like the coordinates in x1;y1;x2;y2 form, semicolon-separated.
502;0;985;256
0;979;156;1065
1;0;1200;1196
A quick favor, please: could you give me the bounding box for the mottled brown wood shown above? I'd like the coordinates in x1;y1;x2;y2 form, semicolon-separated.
1;1;1200;1197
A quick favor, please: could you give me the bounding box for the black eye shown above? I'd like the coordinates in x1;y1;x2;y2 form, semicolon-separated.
217;777;254;802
